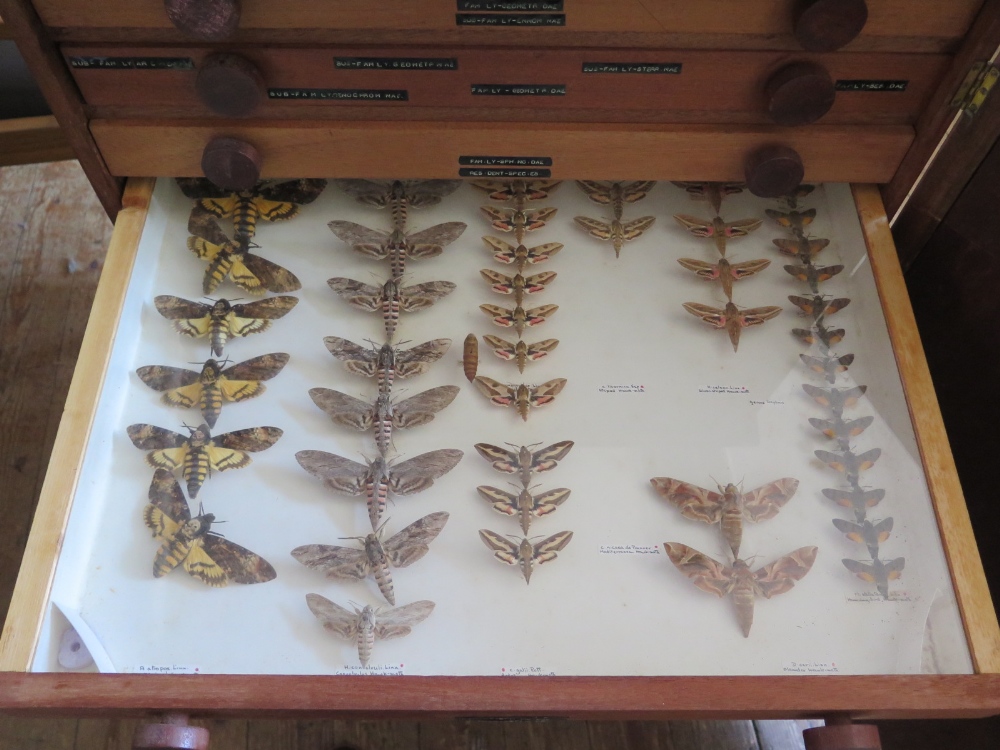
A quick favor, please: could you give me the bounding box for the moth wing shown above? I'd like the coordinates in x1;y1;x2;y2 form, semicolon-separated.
673;214;713;236
327;220;389;259
196;194;238;218
408;221;467;249
483;334;517;360
480;206;515;230
533;488;571;516
528;378;567;407
309;388;375;430
825;298;852;315
201;534;277;584
741;478;799;522
127;424;188;450
574;216;613;240
524;304;559;326
621;216;655;239
256;178;326;205
393;385;460;428
203;445;252;472
529;440;575;472
855;448;882;471
383;511;450;567
676;258;718;280
306;593;360;639
622;180;656;202
725;217;763;236
154;295;211;322
374;600;435;640
328;278;383;308
222;352;290;383
334;179;391;206
403;179;462;204
176;178;230;200
474;443;520;473
815;449;847;471
239;253;302;294
730;259;772;279
753;547;818;598
883;557;906;580
399;281;457;309
525;338;560;360
525;242;564;264
523;271;557;293
576;180;613;204
663;542;735;597
477;486;519;516
842;558;877;583
291;544;371;579
187;235;226;263
395;338;452;378
474;376;516;406
480;268;515;292
531;530;573;565
251;197;299;223
739;306;783;326
144;469;190;539
874;517;894;542
136;365;201;393
179;542;231;587
832;518;866;543
324;337;377;373
295;450;368;495
482;235;517;263
650;478;725;524
479;529;519;564
525;207;557;227
682;302;726;327
213;426;283;452
231;295;299;321
388;449;464;495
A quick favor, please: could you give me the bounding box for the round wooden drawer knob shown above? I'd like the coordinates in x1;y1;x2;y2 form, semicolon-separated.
133;716;209;750
803;723;881;750
744;144;805;198
164;0;241;41
201;136;261;191
794;0;868;52
765;62;836;125
196;53;265;117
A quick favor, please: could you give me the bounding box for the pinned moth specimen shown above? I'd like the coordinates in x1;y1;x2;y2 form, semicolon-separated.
309;385;460;454
842;557;905;599
772;237;831;263
463;333;479;382
650;478;799;558
177;178;326;246
792;324;845;349
682;301;782;352
473;376;567;421
766;208;816;237
292;511;449;605
327;277;456;340
144;469;276;586
802;384;867;416
336;179;461;229
128;423;282;499
480;302;559;336
800;353;855;384
808;415;875;444
328;220;467;279
778;184;815;209
472;179;562;209
482;236;563;272
187;212;301;295
296;448;464;529
478;485;570;535
676;257;771;300
672;181;744;214
664;543;818;637
673;215;763;256
483;335;559;373
474;440;575;487
789;294;851;321
574;216;656;258
154;295;298;357
481;206;558;243
480;268;557;307
479;529;573;584
815;448;882;483
306;594;434;667
136;353;289;428
823;486;886;522
783;264;844;290
323;337;450;393
576;180;656;219
832;517;893;559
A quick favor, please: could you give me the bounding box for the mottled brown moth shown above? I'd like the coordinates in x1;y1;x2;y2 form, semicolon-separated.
328;220;467;279
323;337;451;393
335;178;461;229
327;277;456;339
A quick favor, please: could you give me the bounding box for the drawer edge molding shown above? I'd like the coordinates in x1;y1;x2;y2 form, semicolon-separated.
0;178;156;672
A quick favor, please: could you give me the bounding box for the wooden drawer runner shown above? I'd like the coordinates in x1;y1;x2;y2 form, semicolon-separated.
65;46;947;126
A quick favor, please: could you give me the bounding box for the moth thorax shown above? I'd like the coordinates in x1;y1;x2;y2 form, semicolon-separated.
188;426;212;446
360;605;377;629
183;515;213;538
211;300;232;316
364;534;386;562
517;489;533;509
200;360;224;383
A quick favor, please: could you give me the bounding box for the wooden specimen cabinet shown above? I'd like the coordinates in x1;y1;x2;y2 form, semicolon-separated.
2;0;1000;747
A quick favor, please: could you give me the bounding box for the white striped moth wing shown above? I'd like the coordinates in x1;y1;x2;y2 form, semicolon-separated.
292;511;449;605
477;485;570;534
305;595;434;667
676;257;771;300
474;441;575;486
574;216;655;257
479;529;573;584
480;268;557;307
482;335;559;373
480;206;558;242
473;376;567;421
673;215;763;256
482;236;563;272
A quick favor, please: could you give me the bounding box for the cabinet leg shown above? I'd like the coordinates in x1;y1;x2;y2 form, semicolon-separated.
803;717;881;750
133;713;210;750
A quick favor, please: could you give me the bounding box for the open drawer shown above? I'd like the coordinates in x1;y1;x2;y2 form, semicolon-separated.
0;177;997;718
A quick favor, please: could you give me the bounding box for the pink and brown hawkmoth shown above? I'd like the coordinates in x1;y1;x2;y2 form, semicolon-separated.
823;486;885;522
574;215;656;258
472;179;562;209
323;337;451;393
327;277;456;340
650;478;799;558
676;257;771;300
479;529;573;584
477;485;571;534
576;180;656;219
482;335;559;372
292;511;449;605
473;376;567;421
474;440;574;487
832;517;893;559
334;178;461;229
328;220;467;278
842;557;905;599
682;301;782;352
664;542;818;637
672;182;744;214
479;302;559;336
482;236;563;272
481;206;558;243
673;214;763;256
480;268;557;307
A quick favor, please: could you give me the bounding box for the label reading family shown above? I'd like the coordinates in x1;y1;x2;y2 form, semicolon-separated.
268;88;408;101
836;79;908;92
471;84;566;96
459;156;553;167
68;56;194;70
334;57;457;71
458;0;563;9
600;544;661;555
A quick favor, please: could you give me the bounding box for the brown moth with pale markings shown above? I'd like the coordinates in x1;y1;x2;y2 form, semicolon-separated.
842;557;905;599
665;543;818;637
328;220;467;279
306;594;434;667
772;237;831;263
808;415;875;443
474;441;575;487
324;337;450;393
480;268;557;307
576;180;656;219
335;179;461;229
766;208;816;237
479;529;573;584
327;277;456;340
832;517;893;559
473;376;567;421
463;333;479;382
823;486;885;523
783;264;844;288
672;182;744;214
792;324;845;349
472;179;562;209
309;386;460;454
154;295;298;357
574;216;656;258
815;448;882;483
800;353;855;383
292;512;449;605
478;485;571;535
673;215;763;256
481;206;558;243
802;384;867;416
482;236;563;272
482;335;559;373
480;303;559;336
676;257;771;300
682;301;782;352
789;294;851;321
650;478;799;558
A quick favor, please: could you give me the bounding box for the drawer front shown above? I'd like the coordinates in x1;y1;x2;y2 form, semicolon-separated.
65;46;946;126
37;0;983;53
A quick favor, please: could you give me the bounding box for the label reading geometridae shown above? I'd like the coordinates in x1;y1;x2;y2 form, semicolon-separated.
456;13;565;26
582;62;682;75
68;56;194;70
457;0;564;10
471;84;565;96
268;88;408;101
459;156;553;167
835;79;908;92
334;57;458;71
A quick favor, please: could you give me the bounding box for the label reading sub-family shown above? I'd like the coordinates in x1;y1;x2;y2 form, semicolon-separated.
599;544;661;555
836;79;908;92
582;62;682;75
458;0;563;9
471;84;566;96
268;88;408;101
457;13;565;26
334;57;458;71
68;56;194;70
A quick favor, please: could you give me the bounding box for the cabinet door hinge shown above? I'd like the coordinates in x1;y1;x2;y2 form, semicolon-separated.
951;61;1000;116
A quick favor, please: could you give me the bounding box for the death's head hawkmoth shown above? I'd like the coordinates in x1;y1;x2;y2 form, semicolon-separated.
154;295;298;357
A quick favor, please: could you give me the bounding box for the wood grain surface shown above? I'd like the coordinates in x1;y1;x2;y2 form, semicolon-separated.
0;116;73;167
